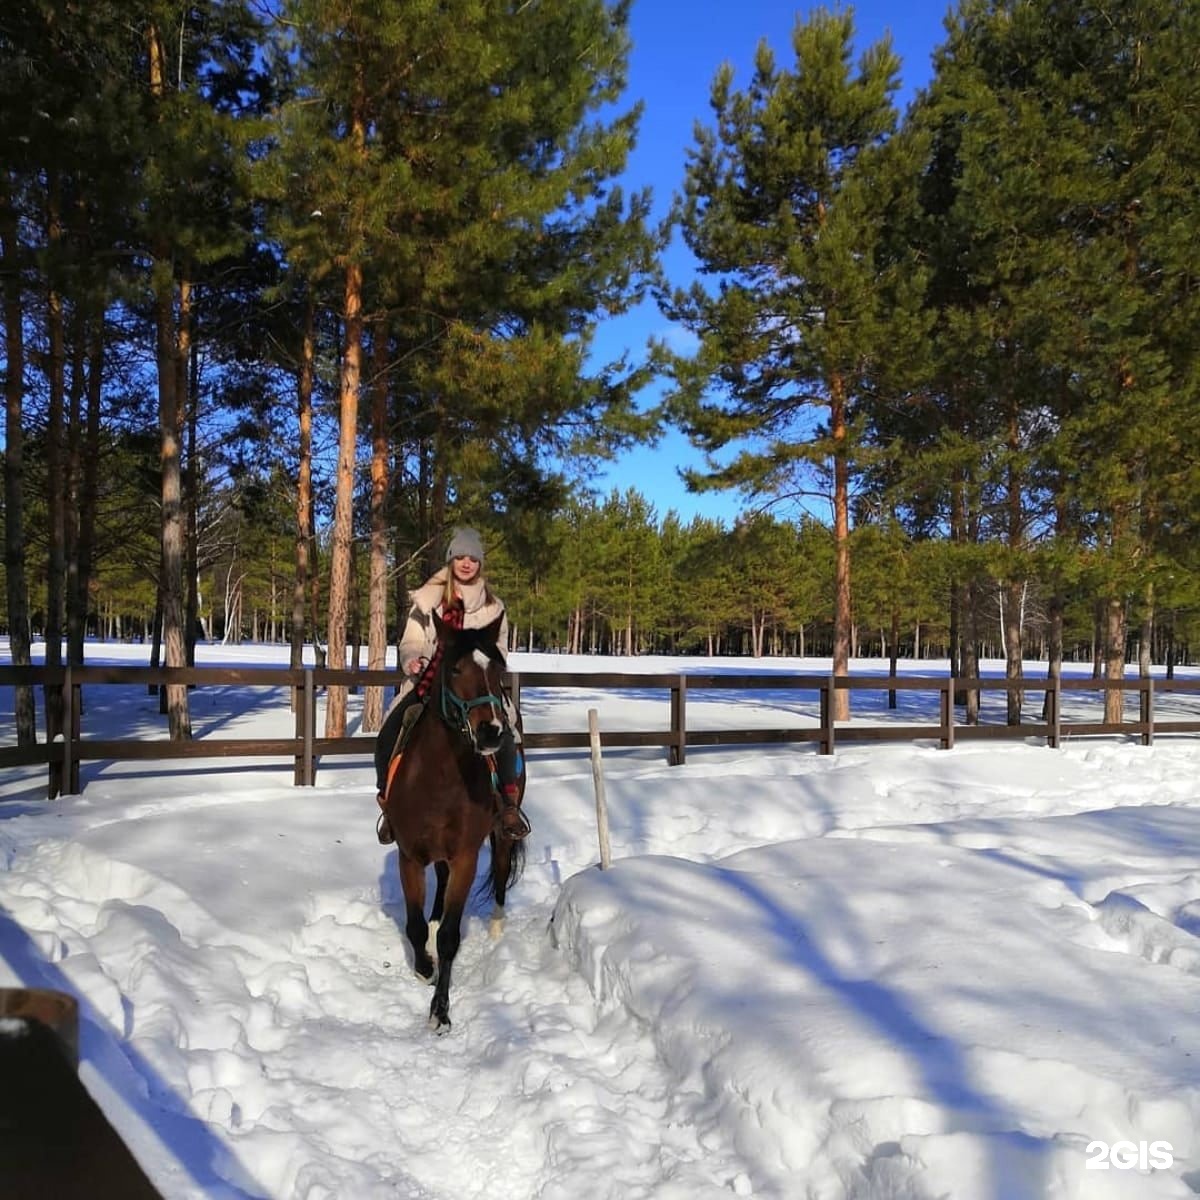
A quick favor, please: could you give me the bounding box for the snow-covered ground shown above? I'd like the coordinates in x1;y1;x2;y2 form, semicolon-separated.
2;641;1199;1199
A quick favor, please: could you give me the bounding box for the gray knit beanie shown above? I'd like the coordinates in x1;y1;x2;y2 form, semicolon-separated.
445;526;485;563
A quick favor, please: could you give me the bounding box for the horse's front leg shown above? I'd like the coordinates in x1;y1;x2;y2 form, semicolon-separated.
428;847;480;1033
398;853;435;982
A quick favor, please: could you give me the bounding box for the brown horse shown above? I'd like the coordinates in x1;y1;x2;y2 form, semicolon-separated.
381;611;526;1032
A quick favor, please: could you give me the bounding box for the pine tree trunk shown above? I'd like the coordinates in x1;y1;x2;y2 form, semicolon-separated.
1004;579;1024;725
1042;590;1064;722
73;314;102;661
65;303;86;666
0;176;35;744
962;576;980;725
831;376;852;720
182;286;199;667
350;539;363;676
291;294;314;679
157;267;191;738
1138;581;1153;678
148;21;189;738
417;439;433;576
149;568;163;682
44;177;67;768
1104;594;1126;724
363;324;389;732
1003;394;1024;724
324;256;364;737
888;607;899;709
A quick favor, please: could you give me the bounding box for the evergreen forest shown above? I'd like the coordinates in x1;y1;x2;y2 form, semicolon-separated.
2;0;1198;742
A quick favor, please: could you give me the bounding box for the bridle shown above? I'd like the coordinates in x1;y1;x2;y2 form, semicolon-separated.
437;645;509;753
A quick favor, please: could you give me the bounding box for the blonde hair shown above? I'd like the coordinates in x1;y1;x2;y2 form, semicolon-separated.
441;563;486;608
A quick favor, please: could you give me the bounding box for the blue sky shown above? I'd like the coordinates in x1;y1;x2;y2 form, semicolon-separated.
585;0;955;526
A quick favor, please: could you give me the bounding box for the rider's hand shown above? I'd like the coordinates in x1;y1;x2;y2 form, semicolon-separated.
406;656;427;677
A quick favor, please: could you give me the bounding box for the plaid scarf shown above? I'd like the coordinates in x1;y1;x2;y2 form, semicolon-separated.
415;598;464;700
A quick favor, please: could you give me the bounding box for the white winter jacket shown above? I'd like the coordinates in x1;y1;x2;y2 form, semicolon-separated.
388;569;509;711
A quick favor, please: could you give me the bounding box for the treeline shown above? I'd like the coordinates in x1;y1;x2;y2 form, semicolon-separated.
1;0;659;742
2;0;1199;745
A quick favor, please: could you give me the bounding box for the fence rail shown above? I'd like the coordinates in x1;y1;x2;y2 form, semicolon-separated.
2;664;1199;799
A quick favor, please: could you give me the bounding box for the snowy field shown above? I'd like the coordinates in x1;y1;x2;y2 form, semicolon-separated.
2;640;1200;1199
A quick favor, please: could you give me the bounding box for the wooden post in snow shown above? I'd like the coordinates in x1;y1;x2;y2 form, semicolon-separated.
587;708;612;869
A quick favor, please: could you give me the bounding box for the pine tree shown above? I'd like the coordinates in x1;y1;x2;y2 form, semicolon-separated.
665;9;922;714
273;0;658;730
923;0;1200;721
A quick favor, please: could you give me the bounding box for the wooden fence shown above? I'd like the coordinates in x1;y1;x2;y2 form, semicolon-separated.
2;664;1199;799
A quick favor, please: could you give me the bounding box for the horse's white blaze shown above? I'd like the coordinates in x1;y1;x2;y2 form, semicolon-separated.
472;648;491;671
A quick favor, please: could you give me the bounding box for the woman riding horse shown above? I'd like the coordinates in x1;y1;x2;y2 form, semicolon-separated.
379;610;527;1031
374;527;526;843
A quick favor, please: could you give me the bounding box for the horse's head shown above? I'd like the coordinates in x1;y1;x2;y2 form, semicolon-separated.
431;611;510;755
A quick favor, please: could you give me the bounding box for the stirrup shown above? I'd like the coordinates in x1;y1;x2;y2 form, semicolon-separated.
494;803;531;841
376;809;394;845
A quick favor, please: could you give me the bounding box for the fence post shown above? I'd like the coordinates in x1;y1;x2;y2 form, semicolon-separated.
587;709;613;869
940;677;954;750
1141;677;1154;747
820;676;836;755
669;674;687;765
508;671;521;711
1048;677;1061;749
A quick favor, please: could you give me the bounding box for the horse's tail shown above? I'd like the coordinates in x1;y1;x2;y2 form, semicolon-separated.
476;831;526;906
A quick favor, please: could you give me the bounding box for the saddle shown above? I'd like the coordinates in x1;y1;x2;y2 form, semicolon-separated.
376;701;425;845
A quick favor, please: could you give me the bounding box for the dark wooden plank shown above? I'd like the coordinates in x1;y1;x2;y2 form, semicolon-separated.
521;731;675;749
312;668;404;687
836;676;949;691
74;739;307;759
1058;722;1151;736
683;729;823;746
1058;679;1149;692
503;671;683;688
675;673;830;691
0;744;63;768
835;725;947;742
954;677;1054;692
954;724;1054;740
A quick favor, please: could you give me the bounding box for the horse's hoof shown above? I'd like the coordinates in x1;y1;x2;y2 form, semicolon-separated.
414;958;436;984
428;1013;452;1034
